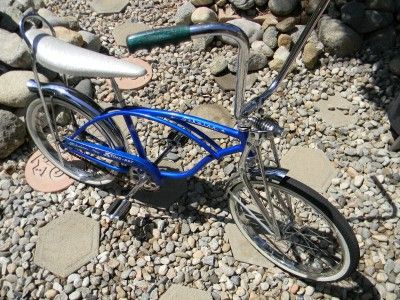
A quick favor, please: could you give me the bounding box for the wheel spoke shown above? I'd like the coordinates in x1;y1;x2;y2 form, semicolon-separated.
229;179;350;281
27;98;118;185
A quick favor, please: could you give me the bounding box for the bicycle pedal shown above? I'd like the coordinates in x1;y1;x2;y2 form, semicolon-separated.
106;199;131;221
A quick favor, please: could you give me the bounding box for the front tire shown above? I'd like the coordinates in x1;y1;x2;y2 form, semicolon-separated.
228;176;359;282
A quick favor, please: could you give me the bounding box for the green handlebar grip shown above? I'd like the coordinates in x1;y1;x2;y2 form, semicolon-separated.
127;25;191;52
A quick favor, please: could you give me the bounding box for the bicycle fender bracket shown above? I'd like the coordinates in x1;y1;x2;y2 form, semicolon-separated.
264;167;288;183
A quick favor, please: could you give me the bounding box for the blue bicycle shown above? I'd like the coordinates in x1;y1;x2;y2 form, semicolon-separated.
21;0;359;282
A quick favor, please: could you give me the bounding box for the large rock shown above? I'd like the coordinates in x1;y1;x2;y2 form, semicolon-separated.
365;0;395;12
364;26;396;52
290;25;319;44
277;34;292;49
223;19;262;44
302;41;323;69
318;17;362;57
38;8;79;30
303;0;319;14
388;90;400;135
0;71;48;108
79;30;101;52
53;27;84;46
0;109;26;159
191;0;214;6
389;56;400;76
261;14;278;30
75;79;93;98
359;10;393;34
175;2;196;25
228;50;268;72
0;0;13;11
262;25;278;49
341;1;366;30
255;0;267;6
342;3;394;34
395;0;400;13
191;7;217;24
33;0;45;9
14;0;34;11
0;6;22;32
268;0;299;16
268;46;290;71
0;29;32;68
251;40;274;57
276;17;296;33
229;0;255;10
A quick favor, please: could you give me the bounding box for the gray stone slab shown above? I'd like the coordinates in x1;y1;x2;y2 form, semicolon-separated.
34;211;99;277
214;72;258;91
224;223;274;268
90;0;129;14
160;284;212;300
189;103;235;138
281;146;336;193
112;22;150;46
315;93;357;127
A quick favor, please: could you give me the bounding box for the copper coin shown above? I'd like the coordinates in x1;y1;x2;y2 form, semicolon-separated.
25;151;74;193
114;57;152;90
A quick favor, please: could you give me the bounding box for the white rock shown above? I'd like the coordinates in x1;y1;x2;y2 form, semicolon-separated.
0;29;31;68
191;7;217;24
158;265;168;276
0;71;48;108
353;175;364;188
224;19;262;44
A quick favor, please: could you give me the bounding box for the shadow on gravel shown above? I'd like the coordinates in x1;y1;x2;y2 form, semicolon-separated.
347;174;398;223
357;47;400;151
97;175;384;298
306;271;380;299
99;175;234;225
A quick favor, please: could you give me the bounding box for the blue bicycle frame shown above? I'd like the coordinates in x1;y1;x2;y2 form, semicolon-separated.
61;106;248;185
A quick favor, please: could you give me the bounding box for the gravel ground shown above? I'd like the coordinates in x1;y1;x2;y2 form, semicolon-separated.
1;0;400;299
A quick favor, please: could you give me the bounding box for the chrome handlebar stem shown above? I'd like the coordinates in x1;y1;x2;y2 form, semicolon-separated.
189;24;250;120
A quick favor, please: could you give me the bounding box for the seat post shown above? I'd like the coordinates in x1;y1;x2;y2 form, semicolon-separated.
110;78;126;107
109;78;138;160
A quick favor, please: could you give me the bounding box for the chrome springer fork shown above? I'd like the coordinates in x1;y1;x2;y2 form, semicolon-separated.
232;118;295;239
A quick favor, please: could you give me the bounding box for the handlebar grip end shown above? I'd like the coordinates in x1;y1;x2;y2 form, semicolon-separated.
127;26;191;52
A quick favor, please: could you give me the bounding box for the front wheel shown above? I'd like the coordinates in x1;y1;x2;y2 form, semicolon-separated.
228;176;359;282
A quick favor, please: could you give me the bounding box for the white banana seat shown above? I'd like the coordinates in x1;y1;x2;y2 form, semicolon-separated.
26;29;146;78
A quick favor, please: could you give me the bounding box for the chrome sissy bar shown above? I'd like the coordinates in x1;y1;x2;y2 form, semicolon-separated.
19;11;65;166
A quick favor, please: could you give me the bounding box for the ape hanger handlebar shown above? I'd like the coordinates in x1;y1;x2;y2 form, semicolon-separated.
127;0;330;121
